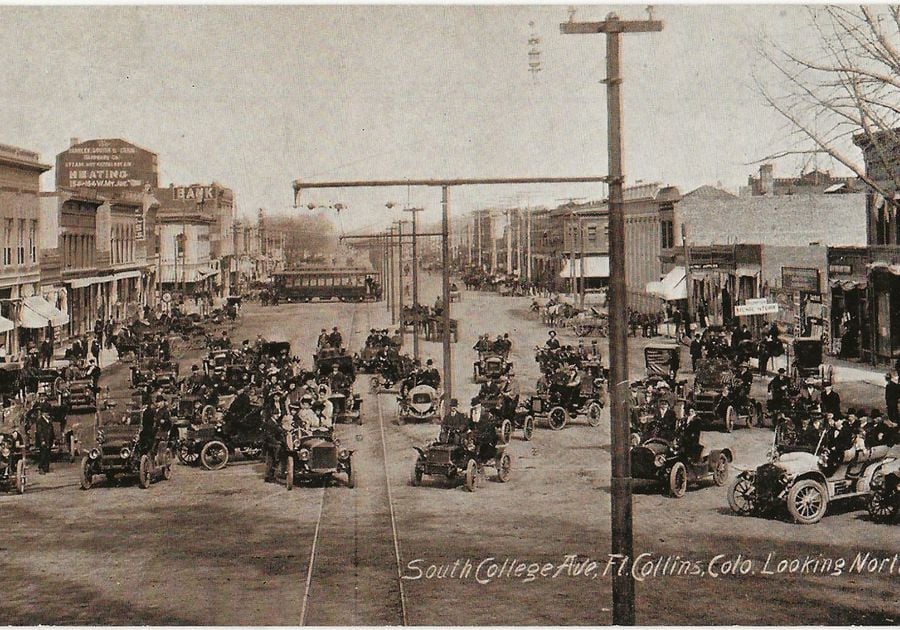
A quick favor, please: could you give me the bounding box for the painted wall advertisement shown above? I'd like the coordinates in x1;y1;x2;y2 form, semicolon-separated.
56;139;158;192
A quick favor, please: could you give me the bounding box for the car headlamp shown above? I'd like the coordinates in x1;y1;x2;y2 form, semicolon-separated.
119;447;131;460
96;429;105;444
89;448;100;460
299;448;310;461
333;438;341;447
654;454;666;467
339;449;349;460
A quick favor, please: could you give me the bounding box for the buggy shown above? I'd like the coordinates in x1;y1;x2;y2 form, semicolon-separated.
411;407;511;492
687;357;761;432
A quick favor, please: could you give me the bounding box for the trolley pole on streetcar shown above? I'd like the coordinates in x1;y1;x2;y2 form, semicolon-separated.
293;176;610;405
562;12;663;625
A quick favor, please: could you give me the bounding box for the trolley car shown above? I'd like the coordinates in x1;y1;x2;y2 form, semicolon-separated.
272;267;382;302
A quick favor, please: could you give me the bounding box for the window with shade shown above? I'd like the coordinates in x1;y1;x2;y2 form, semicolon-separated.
2;220;10;266
29;220;36;263
17;219;25;264
660;220;674;250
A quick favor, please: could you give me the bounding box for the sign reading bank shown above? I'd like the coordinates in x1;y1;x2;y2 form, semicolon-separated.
56;138;159;193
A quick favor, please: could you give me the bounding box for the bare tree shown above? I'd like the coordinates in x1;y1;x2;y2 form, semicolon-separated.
755;5;899;206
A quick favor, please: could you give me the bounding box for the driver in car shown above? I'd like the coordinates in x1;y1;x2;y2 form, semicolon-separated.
676;406;703;459
440;398;469;446
652;398;678;440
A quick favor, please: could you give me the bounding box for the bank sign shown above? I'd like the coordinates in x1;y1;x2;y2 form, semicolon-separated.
56;139;158;192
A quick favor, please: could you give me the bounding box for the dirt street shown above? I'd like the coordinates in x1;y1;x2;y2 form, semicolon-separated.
0;278;896;625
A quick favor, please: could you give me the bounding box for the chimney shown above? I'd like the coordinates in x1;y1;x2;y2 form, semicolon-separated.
760;164;774;195
69;137;80;147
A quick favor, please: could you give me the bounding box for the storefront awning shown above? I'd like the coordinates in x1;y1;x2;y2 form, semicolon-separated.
830;279;867;291
19;296;69;328
67;275;116;289
868;261;900;276
559;256;610;279
114;270;142;281
646;266;687;301
0;315;14;334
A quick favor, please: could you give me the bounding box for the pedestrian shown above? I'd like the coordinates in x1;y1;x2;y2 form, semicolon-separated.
885;373;899;423
39;336;53;369
34;404;54;473
757;339;770;376
94;318;104;347
90;337;101;364
86;358;101;392
689;334;702;372
104;319;114;349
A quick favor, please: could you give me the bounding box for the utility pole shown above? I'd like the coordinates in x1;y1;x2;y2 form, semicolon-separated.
505;208;513;274
579;214;586;308
388;225;396;324
682;223;694;325
562;11;663;626
396;220;406;348
526;205;532;282
404;207;424;361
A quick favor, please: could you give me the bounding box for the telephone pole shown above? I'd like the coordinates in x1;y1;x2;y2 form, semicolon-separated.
404;207;424;361
562;11;663;626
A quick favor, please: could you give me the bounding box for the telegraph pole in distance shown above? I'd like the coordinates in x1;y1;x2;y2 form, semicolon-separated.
562;11;663;626
404;207;424;361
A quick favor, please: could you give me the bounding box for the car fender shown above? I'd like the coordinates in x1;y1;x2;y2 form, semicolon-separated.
412;446;426;458
707;448;734;470
859;457;897;492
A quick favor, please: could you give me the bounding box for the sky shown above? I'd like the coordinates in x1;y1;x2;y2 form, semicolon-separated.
0;5;860;234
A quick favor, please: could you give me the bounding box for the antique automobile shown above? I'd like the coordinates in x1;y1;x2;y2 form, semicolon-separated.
473;350;512;383
411;406;511;492
478;396;534;443
727;431;894;524
520;367;609;431
790;337;833;386
130;357;179;392
65;366;98;411
0;430;27;494
687;357;760;432
177;395;265;469
398;384;443;425
25;366;68;409
81;404;173;489
640;343;687;398
314;347;356;382
328;388;362;425
867;459;900;523
0;361;23;399
277;427;354;490
631;435;732;498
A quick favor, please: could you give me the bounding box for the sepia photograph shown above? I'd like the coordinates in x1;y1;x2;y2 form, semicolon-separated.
0;3;898;626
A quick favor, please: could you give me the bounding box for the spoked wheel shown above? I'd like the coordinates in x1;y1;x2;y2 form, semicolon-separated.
724;405;736;433
80;456;93;490
411;463;423;486
586;401;603;427
712;453;730;486
138;454;152;489
727;473;757;515
15;459;26;494
346;465;355;489
867;485;899;522
285;457;294;491
178;445;199;466
787;479;828;524
162;448;174;480
464;459;479;492
668;462;687;498
496;452;512;483
746;403;758;428
523;415;535;441
548;406;568;431
240;447;263;460
370;376;381;393
200;440;229;471
68;434;78;463
500;419;512;445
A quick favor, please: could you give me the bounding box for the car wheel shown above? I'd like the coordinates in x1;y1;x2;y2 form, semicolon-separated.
138;454;152;489
177;445;199;466
786;479;828;524
163;448;173;480
80;456;93;490
15;459;26;494
668;462;687;498
285;457;294;491
68;434;78;463
867;485;898;522
496;452;512;483
370;376;380;393
746;402;758;428
523;415;535;441
240;447;262;460
465;459;478;492
724;405;736;433
200;440;229;471
586;401;603;427
548;406;568;431
727;473;757;515
712;453;730;486
500;419;512;445
411;463;423;486
346;465;355;489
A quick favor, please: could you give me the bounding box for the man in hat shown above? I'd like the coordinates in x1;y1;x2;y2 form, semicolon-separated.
85;357;102;392
317;329;329;349
820;381;841;418
328;326;343;349
767;368;790;410
328;363;349;394
653;397;678;440
218;330;232;350
422;358;441;389
33;400;55;474
545;330;561;350
440;398;469;445
499;370;520;420
690;334;702;373
314;387;334;428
